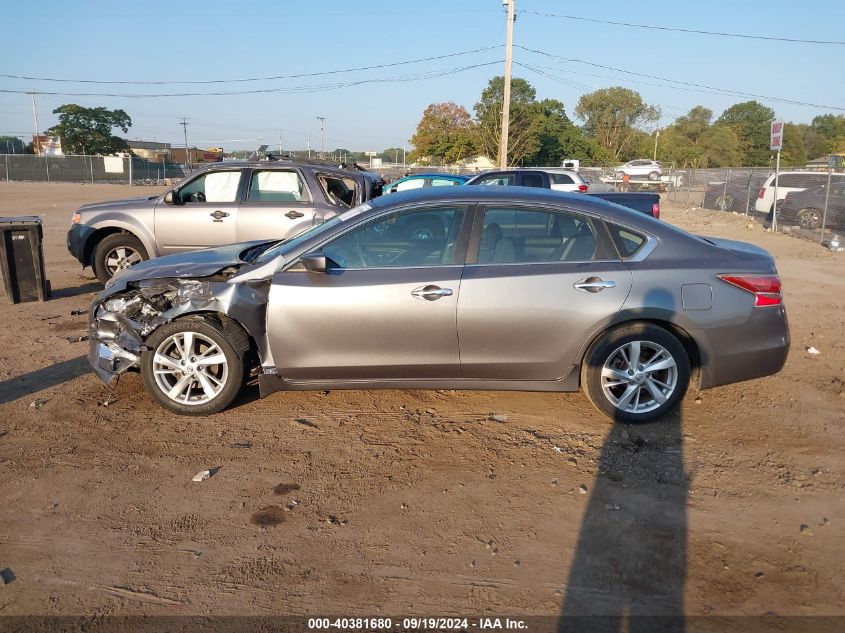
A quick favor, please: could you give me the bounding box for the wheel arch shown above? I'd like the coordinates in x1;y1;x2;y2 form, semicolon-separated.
154;310;259;367
85;219;157;265
578;316;703;390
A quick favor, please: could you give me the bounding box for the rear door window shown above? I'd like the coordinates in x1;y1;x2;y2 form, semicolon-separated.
521;172;545;188
476;173;516;186
551;173;574;185
248;170;310;202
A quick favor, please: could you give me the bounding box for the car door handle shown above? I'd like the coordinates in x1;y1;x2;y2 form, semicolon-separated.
209;210;229;219
285;210;305;219
574;277;616;293
411;285;453;301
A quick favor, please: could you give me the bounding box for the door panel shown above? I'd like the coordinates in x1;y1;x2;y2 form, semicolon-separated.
458;262;632;380
155;170;242;254
267;267;463;380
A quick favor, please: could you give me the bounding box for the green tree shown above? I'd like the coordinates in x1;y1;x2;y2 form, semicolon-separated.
673;106;713;144
802;127;832;160
0;136;30;154
44;104;131;155
698;126;742;167
574;87;660;160
380;147;404;163
780;123;808;167
409;101;476;165
529;98;609;166
474;76;542;166
715;101;775;166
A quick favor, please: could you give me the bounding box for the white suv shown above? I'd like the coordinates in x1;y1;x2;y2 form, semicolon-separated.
615;160;662;181
753;171;843;215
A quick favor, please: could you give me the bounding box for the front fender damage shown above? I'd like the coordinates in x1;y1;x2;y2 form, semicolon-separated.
89;276;270;384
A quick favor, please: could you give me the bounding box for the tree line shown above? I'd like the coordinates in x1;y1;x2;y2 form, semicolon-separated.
409;76;845;168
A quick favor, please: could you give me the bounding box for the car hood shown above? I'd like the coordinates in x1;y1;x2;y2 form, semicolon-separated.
78;196;160;212
107;240;268;287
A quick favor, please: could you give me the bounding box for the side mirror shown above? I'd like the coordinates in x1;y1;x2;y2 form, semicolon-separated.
300;252;328;273
163;191;182;205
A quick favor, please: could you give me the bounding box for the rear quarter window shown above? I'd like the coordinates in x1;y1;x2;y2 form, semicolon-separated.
607;223;647;258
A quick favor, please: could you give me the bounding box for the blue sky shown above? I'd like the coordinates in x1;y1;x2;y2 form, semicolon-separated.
1;0;843;152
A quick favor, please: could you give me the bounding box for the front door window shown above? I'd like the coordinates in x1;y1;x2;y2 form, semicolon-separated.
179;171;241;203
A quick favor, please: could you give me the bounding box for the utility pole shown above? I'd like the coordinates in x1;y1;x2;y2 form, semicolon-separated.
316;116;326;158
307;136;311;158
653;128;660;161
30;90;41;155
180;117;191;170
498;0;515;169
279;130;283;156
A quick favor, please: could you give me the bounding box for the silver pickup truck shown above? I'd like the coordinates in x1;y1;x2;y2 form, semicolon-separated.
67;159;383;282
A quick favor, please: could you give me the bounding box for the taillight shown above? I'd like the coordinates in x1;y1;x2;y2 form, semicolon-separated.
651;202;660;218
717;274;782;307
577;184;588;192
757;187;766;199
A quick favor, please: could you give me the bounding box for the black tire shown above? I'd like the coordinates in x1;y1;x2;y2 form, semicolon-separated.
93;232;148;284
141;319;246;416
581;323;691;424
615;171;626;180
796;208;822;230
648;171;660;181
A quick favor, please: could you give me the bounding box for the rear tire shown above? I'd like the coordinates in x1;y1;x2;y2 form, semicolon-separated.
648;171;660;181
141;319;245;416
581;323;690;424
797;208;822;230
615;171;626;180
93;233;148;284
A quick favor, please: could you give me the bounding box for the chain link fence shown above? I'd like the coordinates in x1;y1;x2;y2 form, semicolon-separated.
0;154;186;185
663;167;844;250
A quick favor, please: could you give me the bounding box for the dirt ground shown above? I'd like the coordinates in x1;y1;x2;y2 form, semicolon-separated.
0;182;842;621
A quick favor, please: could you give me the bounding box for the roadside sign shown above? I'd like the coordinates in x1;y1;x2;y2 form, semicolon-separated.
770;120;784;151
365;151;377;157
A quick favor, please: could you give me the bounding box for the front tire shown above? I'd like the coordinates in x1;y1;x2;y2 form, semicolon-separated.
93;233;148;284
715;194;735;211
581;323;690;424
141;319;245;416
648;171;660;181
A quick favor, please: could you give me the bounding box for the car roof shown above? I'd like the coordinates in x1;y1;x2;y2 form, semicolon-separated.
194;160;363;177
366;185;648;223
399;173;469;180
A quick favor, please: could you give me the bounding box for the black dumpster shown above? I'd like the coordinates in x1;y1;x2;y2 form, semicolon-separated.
0;216;50;303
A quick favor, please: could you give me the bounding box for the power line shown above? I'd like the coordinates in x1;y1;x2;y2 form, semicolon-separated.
520;10;845;45
0;61;502;98
0;46;501;85
516;45;845;112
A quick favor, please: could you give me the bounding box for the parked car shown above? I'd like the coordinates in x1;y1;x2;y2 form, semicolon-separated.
67;159;383;283
382;173;469;194
777;181;845;230
703;174;767;212
614;160;663;181
89;186;788;423
466;168;659;218
753;171;845;216
579;173;616;193
466;168;589;193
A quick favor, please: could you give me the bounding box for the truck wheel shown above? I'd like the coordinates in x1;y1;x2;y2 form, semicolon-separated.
93;233;148;284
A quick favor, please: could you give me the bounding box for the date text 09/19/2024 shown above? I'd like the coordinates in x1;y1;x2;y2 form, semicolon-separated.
307;617;527;630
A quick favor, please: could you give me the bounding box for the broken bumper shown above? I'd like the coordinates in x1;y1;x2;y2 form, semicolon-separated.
88;307;143;383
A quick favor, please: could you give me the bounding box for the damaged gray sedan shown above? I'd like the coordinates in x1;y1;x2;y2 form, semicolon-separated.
90;186;789;421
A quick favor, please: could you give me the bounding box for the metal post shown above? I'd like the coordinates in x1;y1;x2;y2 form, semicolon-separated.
820;166;833;244
772;150;781;232
721;168;731;210
744;170;754;216
128;156;133;186
180;117;191;170
316;117;325;158
5;154;8;181
498;0;515;168
686;168;691;204
90;155;94;184
307;136;311;158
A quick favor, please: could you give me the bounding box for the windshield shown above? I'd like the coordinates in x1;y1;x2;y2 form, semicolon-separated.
255;202;373;264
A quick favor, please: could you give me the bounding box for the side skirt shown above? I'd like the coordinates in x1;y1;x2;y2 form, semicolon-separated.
258;368;581;398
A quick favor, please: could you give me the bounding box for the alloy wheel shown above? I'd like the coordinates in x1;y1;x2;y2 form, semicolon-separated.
600;340;679;415
104;246;142;276
152;331;229;405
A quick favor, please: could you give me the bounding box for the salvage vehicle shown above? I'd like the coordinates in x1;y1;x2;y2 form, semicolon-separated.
67;159;383;283
466;169;660;218
614;159;663;181
382;173;470;194
89;186;789;423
